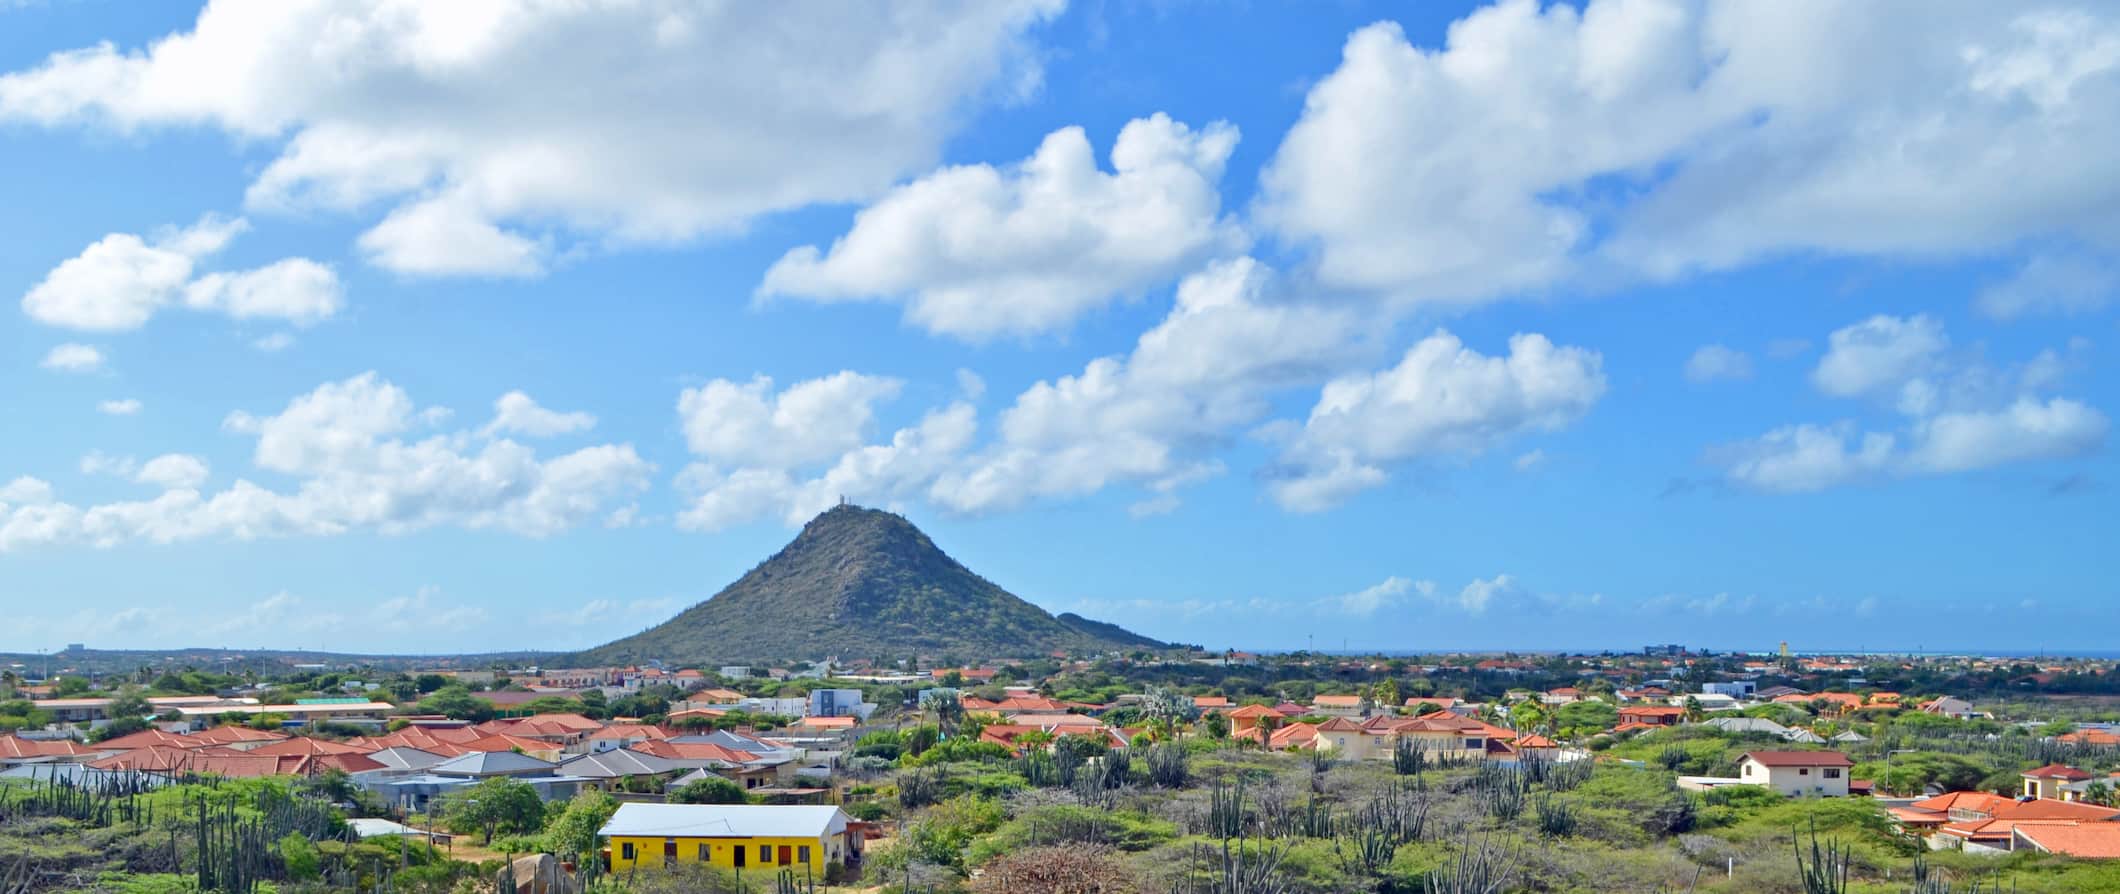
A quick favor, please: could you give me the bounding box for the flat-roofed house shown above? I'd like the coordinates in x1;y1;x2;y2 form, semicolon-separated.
600;803;858;874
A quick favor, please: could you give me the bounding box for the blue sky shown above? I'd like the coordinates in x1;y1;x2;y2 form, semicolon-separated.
2;0;2116;655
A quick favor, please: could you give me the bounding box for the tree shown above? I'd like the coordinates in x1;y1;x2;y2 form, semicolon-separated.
1374;678;1402;712
106;687;151;721
418;686;496;722
53;676;92;697
543;789;619;859
928;691;966;737
670;775;750;805
1682;696;1705;725
88;716;150;742
440;777;546;844
1200;711;1230;740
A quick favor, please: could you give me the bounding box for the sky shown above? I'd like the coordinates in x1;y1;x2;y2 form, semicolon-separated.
1;0;2117;656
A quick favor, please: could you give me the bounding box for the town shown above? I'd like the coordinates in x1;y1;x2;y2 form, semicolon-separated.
6;644;2120;892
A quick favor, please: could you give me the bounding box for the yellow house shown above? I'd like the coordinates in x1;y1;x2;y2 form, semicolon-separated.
600;803;856;875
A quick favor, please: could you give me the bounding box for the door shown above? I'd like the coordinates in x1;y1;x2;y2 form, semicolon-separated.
734;846;745;868
778;846;791;866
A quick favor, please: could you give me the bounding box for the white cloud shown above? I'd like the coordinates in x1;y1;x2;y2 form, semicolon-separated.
0;373;650;552
1258;2;2120;305
251;332;295;352
21;214;341;331
1451;574;1538;615
1908;398;2108;472
483;391;595;438
78;451;135;478
356;194;544;277
677;372;903;469
760;113;1244;339
1977;252;2117;319
40;342;103;372
934;257;1360;515
135;454;209;491
1718;423;1898;493
0;477;52;506
1684;344;1753;383
1513;449;1546;472
182;257;343;325
0;1;1064;277
1811;314;1949;407
1718;316;2106;491
1333;576;1412;616
955;369;987;401
97;398;142;416
1267;331;1606;510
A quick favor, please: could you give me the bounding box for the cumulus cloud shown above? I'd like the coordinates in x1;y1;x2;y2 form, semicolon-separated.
135;454;210;490
1977;252;2116;319
1266;331;1606;511
678;372;904;470
932;257;1362;515
1258;1;2120;304
483;391;595;438
1684;344;1752;383
97;398;142;416
0;1;1064;276
40;342;103;373
760;113;1244;339
21;214;340;331
0;373;649;552
1811;314;1949;408
1332;576;1412;616
1717;316;2106;491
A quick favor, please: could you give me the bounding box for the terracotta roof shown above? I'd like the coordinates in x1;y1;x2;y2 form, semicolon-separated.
1512;734;1556;748
629;740;759;764
1994;798;2120;822
1888;807;1950;826
249;737;374;757
2014;823;2120;859
1741;751;1854;768
0;734;99;759
1268;722;1319;750
1312;695;1363;707
459;733;558;753
1911;791;2013;817
187;726;290;746
1227;705;1283;719
1314;717;1365;732
2024;764;2093;781
92;729;206;750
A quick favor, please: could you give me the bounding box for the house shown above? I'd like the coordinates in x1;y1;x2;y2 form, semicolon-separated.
1737;751;1852;797
601;803;858;874
1227;704;1284;732
1310;695;1365;718
1617;705;1685;727
1919;697;1988;721
2023;764;2095;801
1938;799;2120;854
1314;713;1517;763
806;689;874;720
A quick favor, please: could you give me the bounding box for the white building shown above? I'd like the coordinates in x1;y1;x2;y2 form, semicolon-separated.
1738;751;1852;797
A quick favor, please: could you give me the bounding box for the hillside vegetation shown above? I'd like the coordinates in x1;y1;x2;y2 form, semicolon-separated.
575;505;1165;664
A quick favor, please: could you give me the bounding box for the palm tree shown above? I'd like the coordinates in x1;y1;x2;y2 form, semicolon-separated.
1682;696;1705;725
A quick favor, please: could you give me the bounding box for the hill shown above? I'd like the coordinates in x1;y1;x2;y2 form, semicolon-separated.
574;505;1166;665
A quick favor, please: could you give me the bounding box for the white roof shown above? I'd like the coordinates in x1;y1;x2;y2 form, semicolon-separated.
599;803;847;840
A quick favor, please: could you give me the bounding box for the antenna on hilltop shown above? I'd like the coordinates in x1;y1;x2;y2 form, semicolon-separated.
839;494;848;506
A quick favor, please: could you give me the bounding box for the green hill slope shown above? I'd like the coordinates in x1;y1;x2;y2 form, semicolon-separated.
574;505;1165;664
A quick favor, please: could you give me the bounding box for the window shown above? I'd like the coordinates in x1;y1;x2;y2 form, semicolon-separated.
621;843;636;861
1799;768;1809;776
1743;765;1752;776
664;839;677;859
1464;738;1481;750
1824;768;1841;779
760;845;771;864
697;844;710;862
799;846;811;864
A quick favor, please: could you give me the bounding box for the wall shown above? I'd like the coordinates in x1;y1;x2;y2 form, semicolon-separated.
607;834;836;874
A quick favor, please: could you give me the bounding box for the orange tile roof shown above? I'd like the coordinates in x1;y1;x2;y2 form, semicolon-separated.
1911;791;2012;817
459;733;558;753
629;741;759;764
187;726;290;746
2014;823;2120;859
2024;764;2093;781
0;734;98;759
1994;798;2120;822
91;729;206;750
249;737;374;757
